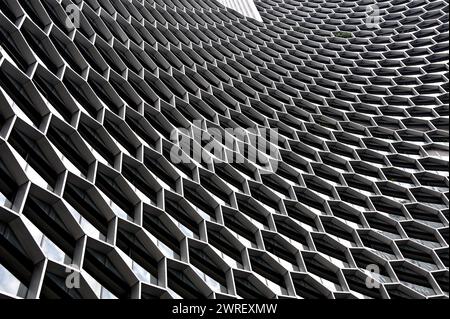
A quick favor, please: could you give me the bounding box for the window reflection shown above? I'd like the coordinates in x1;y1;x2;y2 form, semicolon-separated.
0;263;28;298
21;215;72;265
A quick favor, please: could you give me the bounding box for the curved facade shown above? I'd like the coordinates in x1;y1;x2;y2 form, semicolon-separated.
0;0;448;299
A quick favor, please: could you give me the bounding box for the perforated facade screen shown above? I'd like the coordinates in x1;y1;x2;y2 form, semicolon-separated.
0;0;448;299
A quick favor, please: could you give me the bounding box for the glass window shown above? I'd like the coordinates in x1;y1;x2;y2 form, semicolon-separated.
0;263;28;298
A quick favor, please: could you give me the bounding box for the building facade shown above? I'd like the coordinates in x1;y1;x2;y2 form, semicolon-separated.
0;0;448;299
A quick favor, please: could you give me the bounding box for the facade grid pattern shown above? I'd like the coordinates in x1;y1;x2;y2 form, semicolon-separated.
0;0;448;299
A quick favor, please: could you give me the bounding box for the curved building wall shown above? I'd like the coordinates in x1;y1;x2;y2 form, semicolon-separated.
0;0;448;299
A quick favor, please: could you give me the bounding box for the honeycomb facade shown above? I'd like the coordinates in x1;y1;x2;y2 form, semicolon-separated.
0;0;448;299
